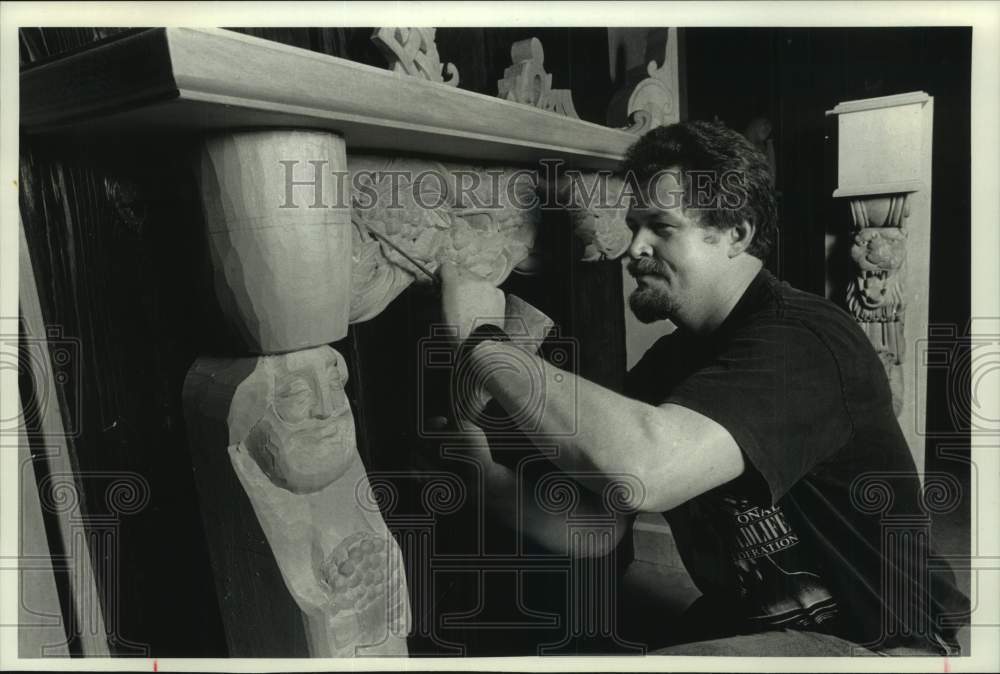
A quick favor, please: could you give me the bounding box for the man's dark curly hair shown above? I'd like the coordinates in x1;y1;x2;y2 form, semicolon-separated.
620;120;778;261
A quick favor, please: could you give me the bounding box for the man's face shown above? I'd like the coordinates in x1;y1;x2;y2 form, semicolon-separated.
271;348;351;434
246;347;357;493
625;170;730;324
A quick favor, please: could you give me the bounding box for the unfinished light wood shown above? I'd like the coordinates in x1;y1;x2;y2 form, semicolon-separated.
827;92;934;475
199;130;353;354
624;28;681;135
497;38;579;119
347;155;540;323
371;28;459;86
17;217;109;656
21;28;634;169
183;347;410;657
555;172;632;261
846;194;913;417
17;398;70;658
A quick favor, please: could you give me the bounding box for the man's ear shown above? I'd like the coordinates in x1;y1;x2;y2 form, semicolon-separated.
728;220;756;258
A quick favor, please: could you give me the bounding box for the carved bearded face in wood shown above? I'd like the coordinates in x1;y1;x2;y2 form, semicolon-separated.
244;347;357;494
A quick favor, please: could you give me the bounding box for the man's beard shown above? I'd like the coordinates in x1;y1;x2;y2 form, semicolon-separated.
627;258;676;324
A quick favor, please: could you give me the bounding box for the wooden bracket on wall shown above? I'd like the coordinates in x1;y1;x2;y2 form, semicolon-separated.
827;91;934;475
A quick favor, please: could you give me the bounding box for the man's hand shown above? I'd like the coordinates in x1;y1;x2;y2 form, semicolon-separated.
456;423;499;473
439;262;506;341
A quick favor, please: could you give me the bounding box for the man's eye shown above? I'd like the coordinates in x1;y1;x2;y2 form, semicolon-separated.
280;380;307;393
277;378;313;400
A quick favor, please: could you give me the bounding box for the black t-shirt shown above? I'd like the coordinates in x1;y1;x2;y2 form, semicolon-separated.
625;269;967;653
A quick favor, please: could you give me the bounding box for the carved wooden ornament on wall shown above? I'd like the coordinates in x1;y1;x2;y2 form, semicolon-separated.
827;91;934;473
624;28;681;135
371;27;459;86
498;38;580;119
846;194;911;415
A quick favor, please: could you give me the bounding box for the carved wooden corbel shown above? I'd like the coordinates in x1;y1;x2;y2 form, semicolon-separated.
623;28;680;135
372;27;459;86
827;91;934;473
184;347;410;657
845;193;912;415
187;130;412;656
498;38;579;119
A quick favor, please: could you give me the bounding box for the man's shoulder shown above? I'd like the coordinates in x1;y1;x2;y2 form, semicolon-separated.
748;274;852;325
732;277;893;412
740;275;874;357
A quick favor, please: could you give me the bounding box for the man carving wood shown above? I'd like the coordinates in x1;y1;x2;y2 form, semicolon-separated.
436;121;967;656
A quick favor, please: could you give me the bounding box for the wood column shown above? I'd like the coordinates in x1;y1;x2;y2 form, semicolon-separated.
182;130;410;657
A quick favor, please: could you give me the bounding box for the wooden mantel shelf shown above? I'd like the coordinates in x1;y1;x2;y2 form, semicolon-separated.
21;27;636;169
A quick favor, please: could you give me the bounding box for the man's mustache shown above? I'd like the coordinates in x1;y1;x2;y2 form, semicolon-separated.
628;258;669;279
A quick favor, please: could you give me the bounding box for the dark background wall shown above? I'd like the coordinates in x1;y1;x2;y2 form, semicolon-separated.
684;27;972;566
616;29;973;649
18;26;970;657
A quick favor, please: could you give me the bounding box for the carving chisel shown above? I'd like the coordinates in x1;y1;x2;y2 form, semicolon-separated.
353;217;439;285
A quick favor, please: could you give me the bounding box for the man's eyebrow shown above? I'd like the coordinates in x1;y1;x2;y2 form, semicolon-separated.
651;211;683;224
626;210;682;228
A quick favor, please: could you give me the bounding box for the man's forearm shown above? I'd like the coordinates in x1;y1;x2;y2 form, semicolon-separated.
458;425;628;558
468;341;668;509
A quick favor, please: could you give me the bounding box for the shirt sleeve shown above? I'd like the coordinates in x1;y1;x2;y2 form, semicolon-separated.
663;318;855;505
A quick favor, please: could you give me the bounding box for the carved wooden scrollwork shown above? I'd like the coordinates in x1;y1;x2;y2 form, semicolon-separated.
846;193;911;416
371;28;459;86
624;28;680;135
498;38;579;119
555;173;632;261
624;62;675;135
347;156;541;323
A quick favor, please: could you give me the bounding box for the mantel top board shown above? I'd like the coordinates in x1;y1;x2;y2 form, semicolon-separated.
21;27;637;169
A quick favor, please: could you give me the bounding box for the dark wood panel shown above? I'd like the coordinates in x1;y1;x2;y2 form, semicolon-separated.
18;132;229;656
19;28;135;66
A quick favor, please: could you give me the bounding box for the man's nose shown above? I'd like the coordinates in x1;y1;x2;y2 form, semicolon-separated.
627;227;654;260
311;385;333;420
312;383;349;420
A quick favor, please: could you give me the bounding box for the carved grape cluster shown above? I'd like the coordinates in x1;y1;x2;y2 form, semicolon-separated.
319;531;390;616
